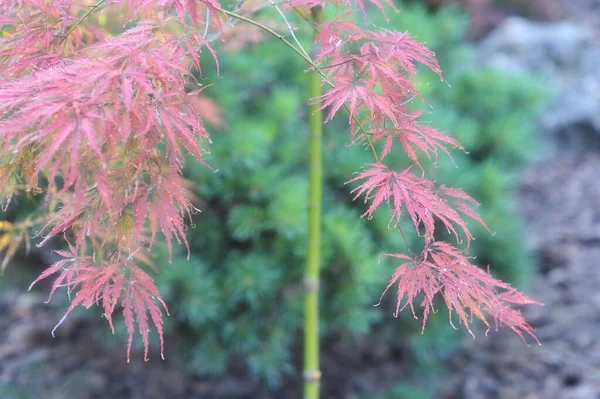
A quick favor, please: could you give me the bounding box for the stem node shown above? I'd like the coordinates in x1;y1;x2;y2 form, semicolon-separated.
303;278;320;292
303;370;323;382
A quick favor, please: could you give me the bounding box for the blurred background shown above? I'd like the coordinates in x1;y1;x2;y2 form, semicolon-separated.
1;0;599;398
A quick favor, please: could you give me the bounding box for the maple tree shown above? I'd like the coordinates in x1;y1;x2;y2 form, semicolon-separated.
0;0;540;397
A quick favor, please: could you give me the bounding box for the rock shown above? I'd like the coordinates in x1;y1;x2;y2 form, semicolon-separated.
85;371;109;393
8;322;54;349
541;376;563;398
563;385;598;399
479;17;600;82
478;17;600;146
13;292;47;318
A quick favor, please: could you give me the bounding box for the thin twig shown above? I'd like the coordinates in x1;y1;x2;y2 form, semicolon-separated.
221;9;331;82
266;0;312;61
60;0;107;45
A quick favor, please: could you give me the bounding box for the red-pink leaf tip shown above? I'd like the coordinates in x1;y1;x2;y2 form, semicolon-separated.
378;242;541;344
30;247;169;362
348;163;490;247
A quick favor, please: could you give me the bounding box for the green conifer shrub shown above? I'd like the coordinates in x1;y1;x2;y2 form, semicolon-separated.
151;2;546;387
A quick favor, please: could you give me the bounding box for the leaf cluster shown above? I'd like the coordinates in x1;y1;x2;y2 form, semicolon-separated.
152;1;546;386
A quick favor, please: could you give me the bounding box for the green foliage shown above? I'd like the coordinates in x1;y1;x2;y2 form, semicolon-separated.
153;1;546;388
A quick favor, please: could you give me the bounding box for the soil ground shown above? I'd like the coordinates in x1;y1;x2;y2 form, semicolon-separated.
439;149;600;399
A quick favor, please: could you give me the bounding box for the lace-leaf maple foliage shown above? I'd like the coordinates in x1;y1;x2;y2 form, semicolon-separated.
0;0;540;361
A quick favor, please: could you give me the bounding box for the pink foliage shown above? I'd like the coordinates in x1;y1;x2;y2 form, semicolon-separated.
0;0;540;361
348;163;489;246
378;242;540;343
0;1;214;359
313;19;464;167
312;11;538;340
0;0;75;76
29;244;168;361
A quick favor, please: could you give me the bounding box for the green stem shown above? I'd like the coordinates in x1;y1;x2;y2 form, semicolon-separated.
303;7;323;399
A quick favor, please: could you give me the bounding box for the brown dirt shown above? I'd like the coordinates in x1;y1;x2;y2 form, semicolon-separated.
439;149;600;399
